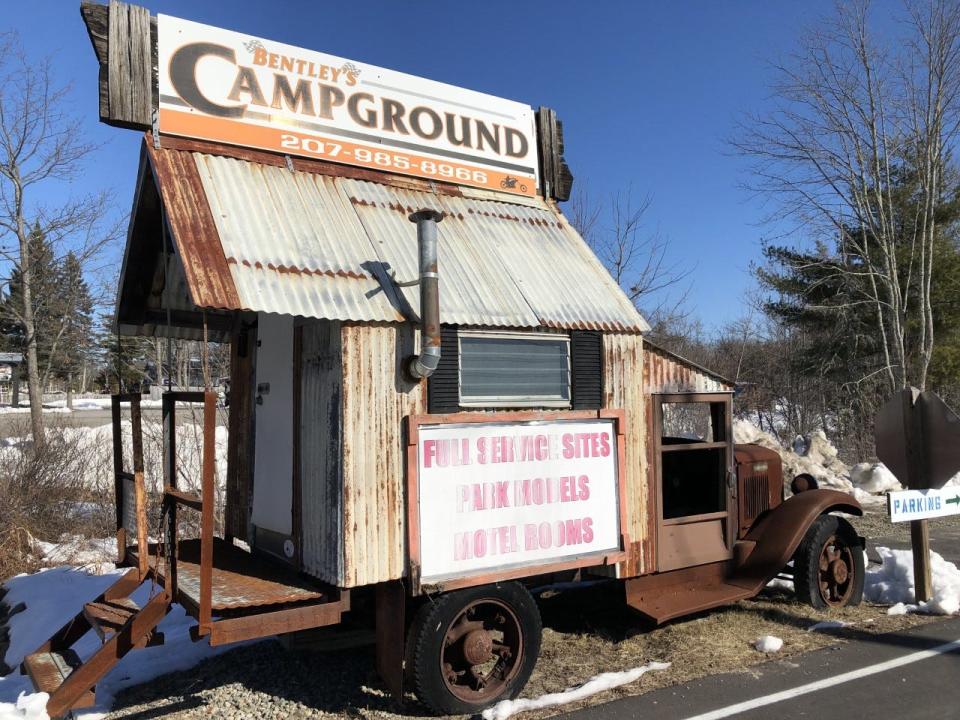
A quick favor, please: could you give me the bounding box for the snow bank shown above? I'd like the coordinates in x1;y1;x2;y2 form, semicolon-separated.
734;420;904;506
864;546;960;615
733;421;853;494
850;463;901;494
481;661;670;720
0;566;254;719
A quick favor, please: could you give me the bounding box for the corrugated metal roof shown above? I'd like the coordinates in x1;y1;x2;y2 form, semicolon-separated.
150;141;649;332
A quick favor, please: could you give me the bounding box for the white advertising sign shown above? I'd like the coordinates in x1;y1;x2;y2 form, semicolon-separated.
888;486;960;523
417;419;621;584
158;15;539;197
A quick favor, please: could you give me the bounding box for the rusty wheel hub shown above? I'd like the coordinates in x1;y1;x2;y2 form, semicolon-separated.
830;558;849;584
439;599;523;702
818;535;854;607
463;629;494;665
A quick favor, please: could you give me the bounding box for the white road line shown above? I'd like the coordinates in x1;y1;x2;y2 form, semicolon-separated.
681;637;960;720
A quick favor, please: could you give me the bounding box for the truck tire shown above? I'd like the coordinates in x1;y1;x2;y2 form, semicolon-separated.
408;582;541;715
794;514;864;609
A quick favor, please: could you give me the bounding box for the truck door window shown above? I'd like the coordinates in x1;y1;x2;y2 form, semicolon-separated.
660;400;728;520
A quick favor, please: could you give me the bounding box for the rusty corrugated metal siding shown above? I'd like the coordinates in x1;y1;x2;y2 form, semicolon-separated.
339;323;425;587
642;342;734;394
146;143;241;310
143;138;647;332
194;153;403;323
343;179;540;328
602;333;652;577
300;320;345;585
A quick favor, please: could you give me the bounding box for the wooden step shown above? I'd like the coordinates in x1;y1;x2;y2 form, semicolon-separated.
22;650;95;709
83;599;164;647
626;580;755;625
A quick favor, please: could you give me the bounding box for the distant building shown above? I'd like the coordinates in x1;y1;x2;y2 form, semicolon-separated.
0;352;22;406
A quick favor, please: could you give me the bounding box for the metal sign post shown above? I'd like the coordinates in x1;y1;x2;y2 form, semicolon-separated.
876;388;960;603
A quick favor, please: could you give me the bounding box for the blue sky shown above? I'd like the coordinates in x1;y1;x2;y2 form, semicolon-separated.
3;1;889;330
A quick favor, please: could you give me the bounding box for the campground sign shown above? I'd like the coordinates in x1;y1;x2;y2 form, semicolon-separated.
157;15;539;197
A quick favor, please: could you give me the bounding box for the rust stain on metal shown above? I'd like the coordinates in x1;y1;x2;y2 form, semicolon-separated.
339;323;424;587
643;340;733;394
603;333;649;577
145;137;241;310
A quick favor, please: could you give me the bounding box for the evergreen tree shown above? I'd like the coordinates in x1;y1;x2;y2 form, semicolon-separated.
0;227;97;397
97;314;153;393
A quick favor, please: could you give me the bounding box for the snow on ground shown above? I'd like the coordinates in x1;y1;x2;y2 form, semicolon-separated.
31;536;116;570
864;546;960;615
0;396;166;415
753;635;783;653
806;620;850;632
481;661;671;720
0;564;253;720
0;419;227;497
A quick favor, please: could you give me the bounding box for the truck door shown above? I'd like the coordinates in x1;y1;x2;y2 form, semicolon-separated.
251;312;296;562
655;393;735;572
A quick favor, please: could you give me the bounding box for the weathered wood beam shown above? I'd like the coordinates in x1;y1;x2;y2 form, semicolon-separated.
80;1;157;130
536;106;574;202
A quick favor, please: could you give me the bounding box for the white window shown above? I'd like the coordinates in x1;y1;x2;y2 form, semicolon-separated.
458;331;571;408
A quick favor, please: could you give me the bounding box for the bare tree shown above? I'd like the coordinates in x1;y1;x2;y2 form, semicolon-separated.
734;0;960;392
570;185;692;321
0;33;117;443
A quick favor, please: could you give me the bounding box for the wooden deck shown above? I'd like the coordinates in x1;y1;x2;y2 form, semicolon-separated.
129;538;327;613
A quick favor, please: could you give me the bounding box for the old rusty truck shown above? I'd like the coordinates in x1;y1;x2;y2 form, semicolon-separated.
20;3;866;717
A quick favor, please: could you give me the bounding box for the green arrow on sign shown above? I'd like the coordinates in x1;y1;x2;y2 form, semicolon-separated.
947;495;960;507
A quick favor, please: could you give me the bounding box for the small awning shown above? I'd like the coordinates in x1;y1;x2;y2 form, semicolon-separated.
117;135;649;336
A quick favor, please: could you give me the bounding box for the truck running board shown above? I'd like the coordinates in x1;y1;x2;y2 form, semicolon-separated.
624;562;757;625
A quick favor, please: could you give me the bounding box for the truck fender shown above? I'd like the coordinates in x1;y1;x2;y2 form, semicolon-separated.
732;489;863;591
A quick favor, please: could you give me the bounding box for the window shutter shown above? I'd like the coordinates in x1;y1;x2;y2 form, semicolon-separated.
570;331;603;409
427;326;460;413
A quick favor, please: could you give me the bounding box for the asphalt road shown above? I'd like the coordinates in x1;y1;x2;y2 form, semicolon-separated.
564;615;960;720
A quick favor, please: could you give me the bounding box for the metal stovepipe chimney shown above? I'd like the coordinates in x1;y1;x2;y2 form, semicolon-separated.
406;208;443;379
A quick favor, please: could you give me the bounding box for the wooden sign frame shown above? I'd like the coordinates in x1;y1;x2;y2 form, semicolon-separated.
405;408;629;594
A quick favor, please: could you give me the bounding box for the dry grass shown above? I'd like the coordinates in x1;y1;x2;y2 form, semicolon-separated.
0;416;115;579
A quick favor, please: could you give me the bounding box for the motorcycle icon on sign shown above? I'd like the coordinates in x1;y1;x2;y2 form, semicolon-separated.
500;176;528;192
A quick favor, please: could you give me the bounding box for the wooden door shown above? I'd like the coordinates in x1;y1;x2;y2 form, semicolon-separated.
655;393;735;572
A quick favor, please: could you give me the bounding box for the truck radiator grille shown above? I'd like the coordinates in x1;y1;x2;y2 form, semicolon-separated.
744;474;770;521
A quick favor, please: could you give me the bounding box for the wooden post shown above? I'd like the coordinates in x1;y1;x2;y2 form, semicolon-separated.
130;394;148;578
111;395;125;563
162;392;178;598
900;388;933;602
199;391;217;633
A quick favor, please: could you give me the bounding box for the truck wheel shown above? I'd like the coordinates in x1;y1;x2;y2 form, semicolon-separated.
408;582;541;715
794;515;864;609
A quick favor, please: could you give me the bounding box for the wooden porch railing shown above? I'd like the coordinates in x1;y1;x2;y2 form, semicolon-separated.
162;390;218;634
111;393;148;578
